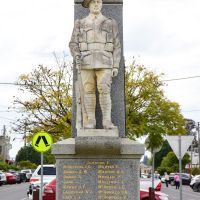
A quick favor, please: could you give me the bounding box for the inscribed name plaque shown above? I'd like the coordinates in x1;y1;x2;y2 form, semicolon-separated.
58;159;138;200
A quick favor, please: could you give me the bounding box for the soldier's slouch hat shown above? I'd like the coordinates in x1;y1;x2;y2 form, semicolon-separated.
82;0;92;8
82;0;103;8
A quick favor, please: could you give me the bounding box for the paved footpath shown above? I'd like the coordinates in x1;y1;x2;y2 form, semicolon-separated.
161;184;200;200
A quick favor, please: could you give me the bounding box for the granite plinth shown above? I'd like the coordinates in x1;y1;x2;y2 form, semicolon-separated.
52;137;144;200
52;137;145;157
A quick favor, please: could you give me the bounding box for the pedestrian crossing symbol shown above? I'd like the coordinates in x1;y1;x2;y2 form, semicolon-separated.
32;131;53;152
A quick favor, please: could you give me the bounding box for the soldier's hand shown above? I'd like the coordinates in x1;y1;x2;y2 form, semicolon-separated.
112;68;118;77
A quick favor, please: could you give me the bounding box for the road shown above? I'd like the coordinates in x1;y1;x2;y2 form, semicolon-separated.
0;181;200;200
161;184;200;200
0;182;29;200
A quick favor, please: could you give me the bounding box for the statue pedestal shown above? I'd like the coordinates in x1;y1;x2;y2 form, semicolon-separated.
52;136;144;200
77;128;119;137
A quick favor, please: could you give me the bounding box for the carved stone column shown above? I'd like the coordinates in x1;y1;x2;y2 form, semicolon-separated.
72;0;125;137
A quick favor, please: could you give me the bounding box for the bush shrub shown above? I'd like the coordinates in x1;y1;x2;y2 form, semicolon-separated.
191;167;200;176
0;162;19;171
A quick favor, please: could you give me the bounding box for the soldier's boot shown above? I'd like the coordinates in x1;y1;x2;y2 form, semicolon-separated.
84;94;96;129
99;94;115;129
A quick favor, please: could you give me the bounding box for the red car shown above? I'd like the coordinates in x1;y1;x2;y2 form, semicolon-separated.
43;178;56;200
43;178;168;200
5;173;17;184
140;189;169;200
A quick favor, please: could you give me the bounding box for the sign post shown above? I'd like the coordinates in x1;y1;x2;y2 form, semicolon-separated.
32;131;53;200
145;137;161;200
166;135;194;200
178;135;182;200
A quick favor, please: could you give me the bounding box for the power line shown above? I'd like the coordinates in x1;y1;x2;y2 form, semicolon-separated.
0;75;200;85
0;82;59;87
163;75;200;82
182;110;200;113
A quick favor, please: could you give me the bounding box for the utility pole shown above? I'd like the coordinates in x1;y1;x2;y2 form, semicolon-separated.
2;125;6;162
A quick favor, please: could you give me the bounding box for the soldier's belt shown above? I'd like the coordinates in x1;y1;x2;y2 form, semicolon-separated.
79;43;114;52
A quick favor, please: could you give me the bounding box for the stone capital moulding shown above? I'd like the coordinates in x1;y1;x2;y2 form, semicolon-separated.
75;0;123;4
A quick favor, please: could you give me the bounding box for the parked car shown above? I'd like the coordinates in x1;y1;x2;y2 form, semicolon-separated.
8;170;25;183
190;175;200;192
140;188;169;200
18;172;27;182
0;171;6;185
190;175;200;188
169;173;192;185
43;178;56;200
30;164;56;184
40;178;169;200
5;172;17;184
21;169;34;182
140;178;162;191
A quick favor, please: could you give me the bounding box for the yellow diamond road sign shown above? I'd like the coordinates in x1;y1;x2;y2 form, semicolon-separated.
32;131;53;152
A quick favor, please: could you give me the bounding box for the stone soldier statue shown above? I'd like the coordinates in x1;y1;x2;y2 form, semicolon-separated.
69;0;121;130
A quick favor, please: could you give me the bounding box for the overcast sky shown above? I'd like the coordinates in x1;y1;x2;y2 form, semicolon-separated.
0;0;200;158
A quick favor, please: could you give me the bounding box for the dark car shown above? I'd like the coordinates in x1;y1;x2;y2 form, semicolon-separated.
18;172;27;182
169;173;192;185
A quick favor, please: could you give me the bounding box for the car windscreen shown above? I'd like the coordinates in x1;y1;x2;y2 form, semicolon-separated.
38;167;56;175
22;170;30;173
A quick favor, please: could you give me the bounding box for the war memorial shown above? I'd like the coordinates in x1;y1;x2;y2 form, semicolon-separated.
52;0;145;199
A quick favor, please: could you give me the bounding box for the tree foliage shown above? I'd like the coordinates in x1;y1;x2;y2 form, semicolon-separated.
158;151;190;173
13;55;73;141
125;62;186;149
15;146;41;165
15;145;55;165
13;58;186;149
155;140;172;168
18;160;37;169
0;162;19;171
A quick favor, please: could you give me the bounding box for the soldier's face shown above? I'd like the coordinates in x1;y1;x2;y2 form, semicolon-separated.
89;0;102;14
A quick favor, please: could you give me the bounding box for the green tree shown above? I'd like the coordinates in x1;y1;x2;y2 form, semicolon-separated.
125;63;186;150
155;140;172;168
159;151;190;172
15;146;41;165
13;55;72;142
13;58;186;147
15;145;55;165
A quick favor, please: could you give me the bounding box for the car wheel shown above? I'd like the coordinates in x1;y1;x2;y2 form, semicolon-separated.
170;181;175;186
197;184;200;192
193;184;198;192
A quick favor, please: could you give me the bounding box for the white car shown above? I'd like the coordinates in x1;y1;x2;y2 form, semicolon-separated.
30;164;56;184
140;178;162;191
0;171;6;185
190;175;200;189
